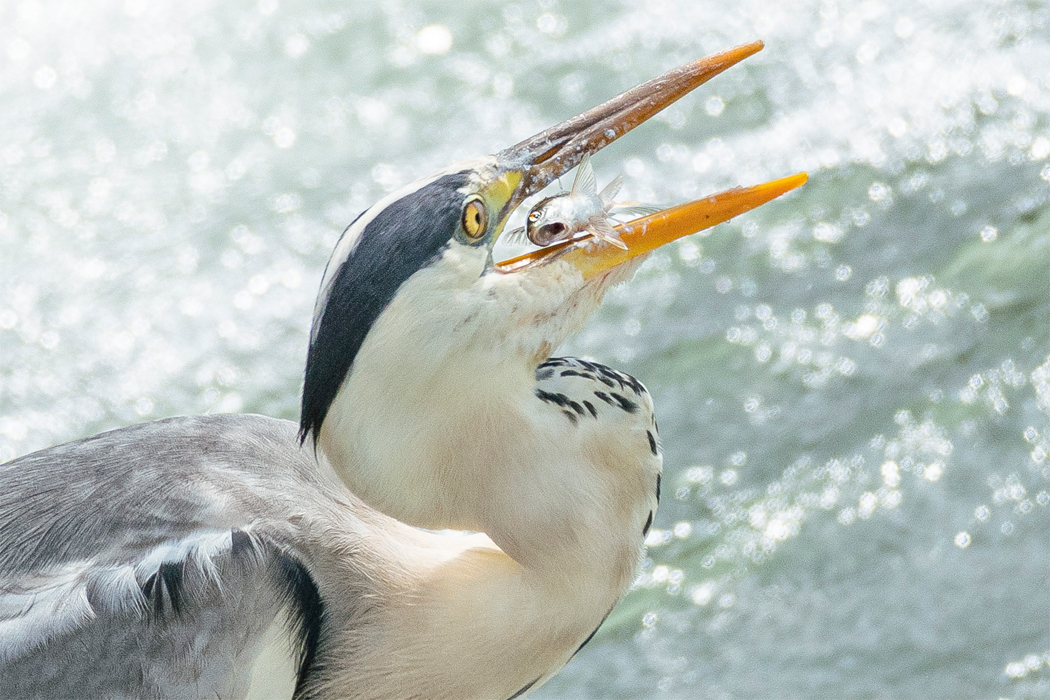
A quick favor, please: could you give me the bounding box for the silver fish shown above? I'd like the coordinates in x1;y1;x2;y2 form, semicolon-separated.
504;155;656;250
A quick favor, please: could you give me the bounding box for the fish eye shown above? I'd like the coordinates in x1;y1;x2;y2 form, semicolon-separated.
461;196;489;241
528;210;542;223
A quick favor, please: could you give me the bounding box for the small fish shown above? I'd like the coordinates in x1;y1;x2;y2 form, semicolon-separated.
504;155;656;250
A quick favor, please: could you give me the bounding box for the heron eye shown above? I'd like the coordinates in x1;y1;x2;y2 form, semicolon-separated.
462;197;489;241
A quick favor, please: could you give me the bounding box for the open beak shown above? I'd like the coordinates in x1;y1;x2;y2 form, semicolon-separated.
492;41;806;276
497;173;807;277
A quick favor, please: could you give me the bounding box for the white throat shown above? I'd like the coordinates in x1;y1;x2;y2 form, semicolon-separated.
315;243;660;697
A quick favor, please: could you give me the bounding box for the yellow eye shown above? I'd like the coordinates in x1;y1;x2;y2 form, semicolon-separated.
528;210;541;222
462;197;488;240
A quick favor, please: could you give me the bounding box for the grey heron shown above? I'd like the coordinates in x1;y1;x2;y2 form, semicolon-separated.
0;42;804;699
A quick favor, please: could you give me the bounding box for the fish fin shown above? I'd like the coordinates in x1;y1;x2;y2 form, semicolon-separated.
589;217;628;250
609;204;662;219
501;226;531;246
598;175;624;205
572;154;598;196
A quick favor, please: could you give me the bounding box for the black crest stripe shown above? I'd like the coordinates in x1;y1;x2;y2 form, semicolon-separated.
300;171;472;443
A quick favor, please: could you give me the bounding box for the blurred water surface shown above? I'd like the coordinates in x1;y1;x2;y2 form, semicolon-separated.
1;0;1048;697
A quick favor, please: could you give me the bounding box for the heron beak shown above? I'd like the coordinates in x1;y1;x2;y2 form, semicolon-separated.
491;41;807;276
496;173;807;277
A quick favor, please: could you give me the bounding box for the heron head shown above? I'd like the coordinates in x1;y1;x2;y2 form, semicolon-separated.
299;43;804;534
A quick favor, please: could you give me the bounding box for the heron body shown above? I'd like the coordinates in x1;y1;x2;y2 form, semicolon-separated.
0;42;804;698
0;404;655;699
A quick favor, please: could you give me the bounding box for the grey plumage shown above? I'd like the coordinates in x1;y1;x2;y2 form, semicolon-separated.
0;414;375;699
0;355;661;699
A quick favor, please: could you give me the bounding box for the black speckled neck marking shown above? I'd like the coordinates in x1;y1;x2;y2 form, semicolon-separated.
300;171;472;444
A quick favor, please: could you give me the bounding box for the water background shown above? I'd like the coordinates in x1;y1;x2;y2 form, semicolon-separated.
1;0;1048;697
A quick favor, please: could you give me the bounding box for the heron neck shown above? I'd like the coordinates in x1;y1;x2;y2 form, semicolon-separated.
337;524;638;700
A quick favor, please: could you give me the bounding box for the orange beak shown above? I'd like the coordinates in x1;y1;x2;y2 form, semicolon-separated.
496;173;807;277
490;42;806;276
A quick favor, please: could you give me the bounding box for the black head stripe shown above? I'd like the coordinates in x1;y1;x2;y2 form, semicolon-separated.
300;171;472;443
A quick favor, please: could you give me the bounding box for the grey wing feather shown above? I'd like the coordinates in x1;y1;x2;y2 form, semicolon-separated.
0;414;338;699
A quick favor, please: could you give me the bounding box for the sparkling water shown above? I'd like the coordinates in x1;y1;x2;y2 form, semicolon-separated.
1;0;1048;697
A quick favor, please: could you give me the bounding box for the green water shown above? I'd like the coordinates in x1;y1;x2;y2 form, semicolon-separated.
1;0;1048;697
